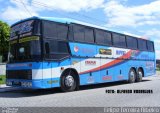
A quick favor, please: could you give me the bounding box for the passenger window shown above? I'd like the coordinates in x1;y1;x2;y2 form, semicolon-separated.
84;27;94;43
126;36;138;49
44;40;69;59
147;41;154;51
95;29;112;45
112;33;126;47
138;39;147;51
73;25;85;42
42;20;68;40
95;29;104;44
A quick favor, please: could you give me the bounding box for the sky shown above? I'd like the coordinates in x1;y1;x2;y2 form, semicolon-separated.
0;0;160;59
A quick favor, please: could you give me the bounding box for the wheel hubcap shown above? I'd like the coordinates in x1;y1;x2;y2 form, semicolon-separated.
130;71;135;80
65;75;74;87
138;71;142;78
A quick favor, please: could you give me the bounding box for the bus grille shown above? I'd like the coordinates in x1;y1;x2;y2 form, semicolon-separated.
6;70;32;80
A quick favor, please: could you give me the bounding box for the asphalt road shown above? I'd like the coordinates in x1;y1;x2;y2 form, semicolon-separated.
0;75;160;107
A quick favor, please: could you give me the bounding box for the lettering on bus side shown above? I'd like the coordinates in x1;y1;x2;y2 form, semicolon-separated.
102;76;112;81
47;80;59;84
73;45;94;53
85;61;96;65
116;50;126;55
117;75;123;80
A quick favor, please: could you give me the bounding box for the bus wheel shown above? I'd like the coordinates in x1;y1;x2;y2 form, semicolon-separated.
136;69;143;82
60;70;77;92
128;68;136;83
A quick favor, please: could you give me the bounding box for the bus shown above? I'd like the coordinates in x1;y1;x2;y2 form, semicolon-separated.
6;17;156;92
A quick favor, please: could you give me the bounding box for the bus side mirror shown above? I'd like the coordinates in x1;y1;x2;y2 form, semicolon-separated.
45;42;50;54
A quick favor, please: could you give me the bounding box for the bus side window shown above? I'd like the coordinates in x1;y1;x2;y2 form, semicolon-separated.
45;42;50;54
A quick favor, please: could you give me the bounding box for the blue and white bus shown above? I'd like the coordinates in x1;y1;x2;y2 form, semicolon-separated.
6;17;156;92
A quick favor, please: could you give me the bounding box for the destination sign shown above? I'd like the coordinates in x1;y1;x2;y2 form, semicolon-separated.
10;20;34;40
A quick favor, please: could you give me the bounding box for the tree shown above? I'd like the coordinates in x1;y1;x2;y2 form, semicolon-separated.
0;20;10;62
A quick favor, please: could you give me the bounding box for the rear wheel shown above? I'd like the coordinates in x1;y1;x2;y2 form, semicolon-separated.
60;70;77;92
128;68;136;83
136;69;143;82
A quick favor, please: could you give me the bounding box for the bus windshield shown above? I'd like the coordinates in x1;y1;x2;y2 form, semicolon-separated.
9;38;41;62
9;19;41;62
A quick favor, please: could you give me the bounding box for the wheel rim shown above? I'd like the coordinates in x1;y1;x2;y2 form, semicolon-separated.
65;75;74;87
130;70;135;81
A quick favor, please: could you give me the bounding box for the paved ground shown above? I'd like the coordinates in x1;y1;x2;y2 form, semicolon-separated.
0;75;160;107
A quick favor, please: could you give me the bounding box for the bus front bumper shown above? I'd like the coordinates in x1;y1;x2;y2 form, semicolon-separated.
6;79;45;89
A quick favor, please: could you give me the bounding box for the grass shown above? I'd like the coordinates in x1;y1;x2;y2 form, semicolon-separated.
0;75;6;85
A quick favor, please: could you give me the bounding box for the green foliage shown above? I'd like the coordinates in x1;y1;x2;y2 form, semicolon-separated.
0;75;6;84
0;20;10;62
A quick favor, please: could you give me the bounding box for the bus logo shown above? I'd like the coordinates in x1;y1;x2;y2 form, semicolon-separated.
131;50;139;57
74;46;79;52
99;48;112;55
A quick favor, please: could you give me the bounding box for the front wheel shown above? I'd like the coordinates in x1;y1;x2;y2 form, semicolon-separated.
60;70;77;92
128;68;136;83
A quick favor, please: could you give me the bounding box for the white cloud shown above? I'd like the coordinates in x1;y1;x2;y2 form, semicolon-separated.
1;0;38;22
32;0;104;12
138;29;160;42
104;0;160;27
1;6;38;21
143;29;160;39
1;0;104;22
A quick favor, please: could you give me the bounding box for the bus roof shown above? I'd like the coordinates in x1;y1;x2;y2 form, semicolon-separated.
12;16;151;41
12;16;110;31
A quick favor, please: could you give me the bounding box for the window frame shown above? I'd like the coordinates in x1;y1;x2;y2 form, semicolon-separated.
43;39;71;60
147;40;154;52
42;20;69;41
112;33;127;48
126;36;138;50
95;28;112;46
138;38;148;51
73;24;95;44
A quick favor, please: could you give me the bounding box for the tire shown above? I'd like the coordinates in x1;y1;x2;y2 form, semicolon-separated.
136;69;143;82
60;70;78;92
128;68;136;83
